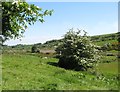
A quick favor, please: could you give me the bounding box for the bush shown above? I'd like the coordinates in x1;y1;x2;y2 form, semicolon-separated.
55;29;100;71
31;45;40;53
106;53;115;56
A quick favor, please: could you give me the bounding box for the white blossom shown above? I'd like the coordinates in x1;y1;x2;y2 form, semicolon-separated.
36;6;39;8
12;0;19;5
28;8;31;11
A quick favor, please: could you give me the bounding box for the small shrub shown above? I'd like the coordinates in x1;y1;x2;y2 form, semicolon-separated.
106;53;115;56
31;45;40;53
101;43;116;51
55;28;101;71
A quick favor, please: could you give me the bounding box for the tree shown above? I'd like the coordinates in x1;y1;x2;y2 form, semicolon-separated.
55;29;100;71
1;0;53;42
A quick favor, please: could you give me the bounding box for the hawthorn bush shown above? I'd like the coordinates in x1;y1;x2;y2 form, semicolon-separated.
55;29;100;71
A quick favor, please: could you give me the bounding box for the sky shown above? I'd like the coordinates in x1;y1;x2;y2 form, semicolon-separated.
4;2;118;46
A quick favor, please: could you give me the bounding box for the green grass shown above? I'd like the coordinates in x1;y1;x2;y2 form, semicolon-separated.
106;50;118;56
96;62;118;75
2;53;118;90
99;55;117;63
93;40;118;46
96;54;118;75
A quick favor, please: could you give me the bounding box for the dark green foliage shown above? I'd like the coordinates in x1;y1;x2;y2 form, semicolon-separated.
106;53;115;56
56;29;100;71
99;56;117;63
31;45;40;53
101;43;112;51
91;32;118;42
101;42;118;51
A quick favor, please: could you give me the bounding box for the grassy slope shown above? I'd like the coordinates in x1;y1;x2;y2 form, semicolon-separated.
97;62;118;75
93;40;118;46
2;53;118;90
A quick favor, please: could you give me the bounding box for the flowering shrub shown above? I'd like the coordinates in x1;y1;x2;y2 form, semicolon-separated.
56;29;100;71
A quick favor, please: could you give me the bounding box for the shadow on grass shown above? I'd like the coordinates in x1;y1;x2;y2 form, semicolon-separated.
47;62;58;67
47;61;87;72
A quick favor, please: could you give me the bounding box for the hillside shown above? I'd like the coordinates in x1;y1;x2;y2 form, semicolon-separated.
2;32;119;52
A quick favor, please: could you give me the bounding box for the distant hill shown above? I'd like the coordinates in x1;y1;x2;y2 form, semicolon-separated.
2;32;119;52
91;32;118;42
40;32;119;48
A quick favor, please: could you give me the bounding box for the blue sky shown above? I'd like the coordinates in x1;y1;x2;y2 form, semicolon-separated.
5;2;118;45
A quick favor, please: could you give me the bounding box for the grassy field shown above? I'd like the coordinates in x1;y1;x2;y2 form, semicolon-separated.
2;53;118;90
94;40;118;46
97;62;118;75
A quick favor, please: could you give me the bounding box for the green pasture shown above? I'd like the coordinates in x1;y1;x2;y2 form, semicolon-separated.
2;53;118;90
93;40;118;46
